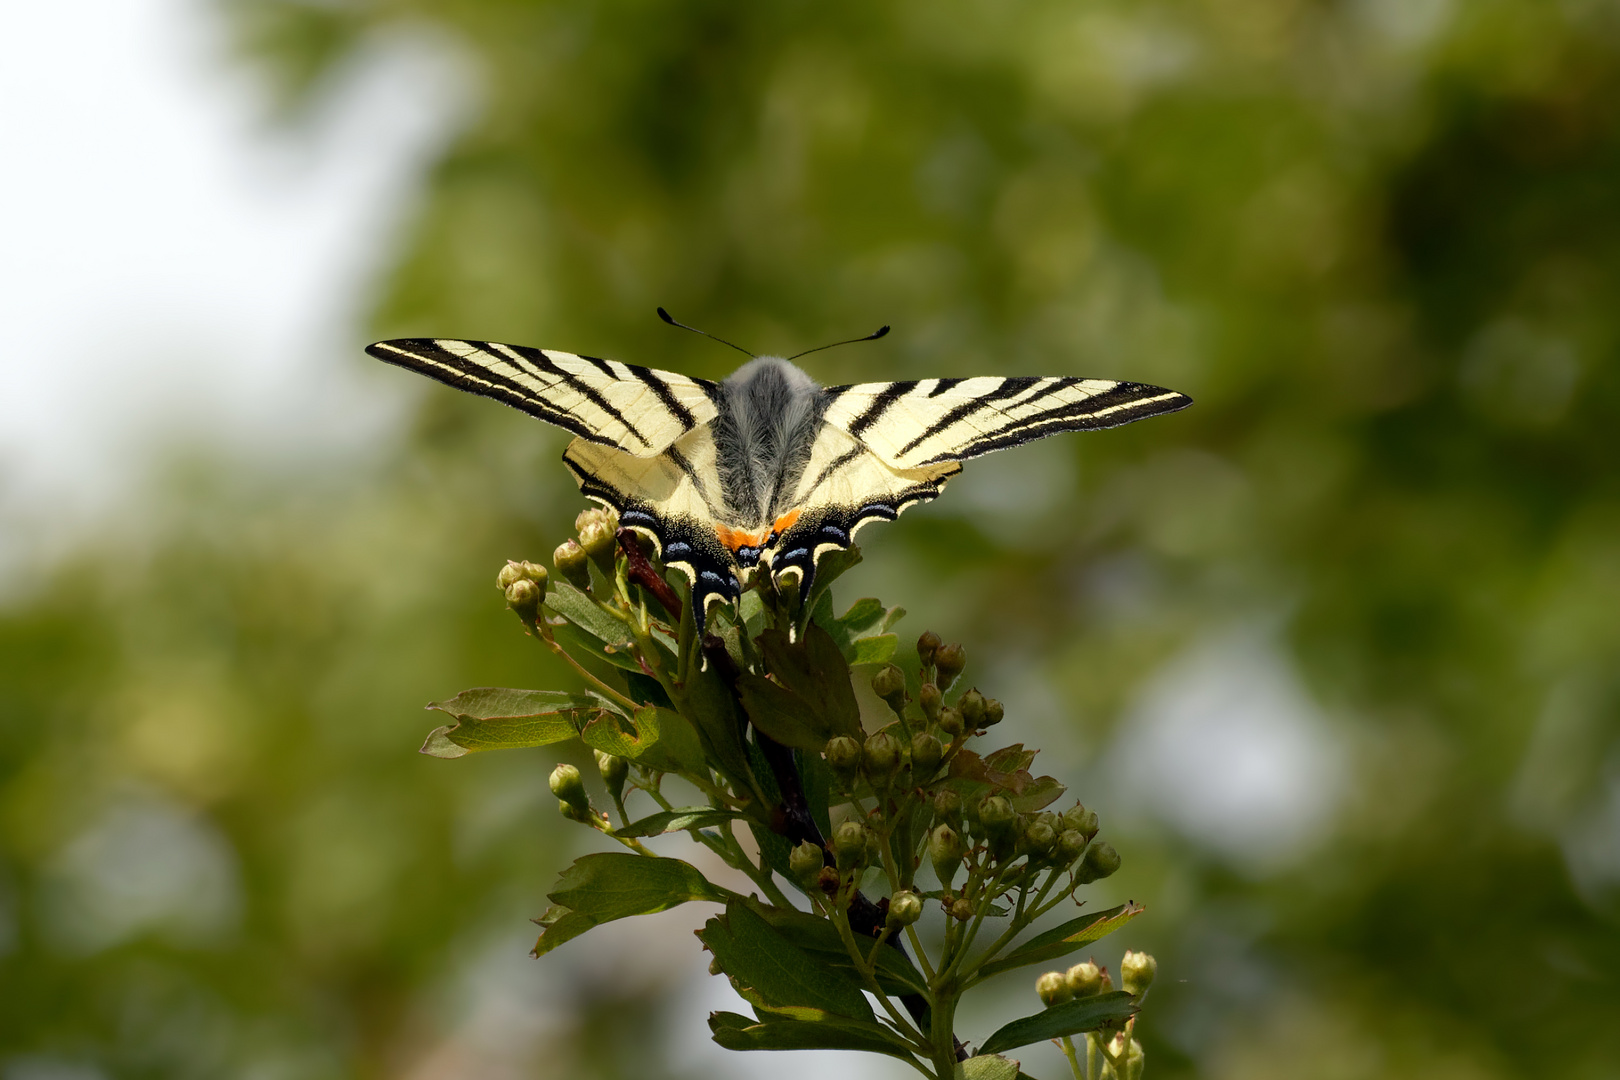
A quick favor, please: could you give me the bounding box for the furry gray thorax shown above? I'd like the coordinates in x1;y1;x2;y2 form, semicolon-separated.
712;357;828;527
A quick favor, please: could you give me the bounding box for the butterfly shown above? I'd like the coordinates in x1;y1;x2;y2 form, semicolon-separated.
367;318;1191;633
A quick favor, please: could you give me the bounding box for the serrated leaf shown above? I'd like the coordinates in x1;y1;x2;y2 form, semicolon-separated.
420;687;610;756
615;806;747;838
745;898;928;996
707;1009;919;1061
529;904;598;957
547;852;727;926
849;633;898;666
977;992;1137;1056
544;580;634;648
977;903;1146;979
756;625;863;741
956;1055;1021;1080
580;704;707;775
736;672;832;751
699;899;873;1021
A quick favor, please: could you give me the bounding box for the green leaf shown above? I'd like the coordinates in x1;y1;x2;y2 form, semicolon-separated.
745;898;928;996
757;625;864;740
529;903;598;957
579;704;708;775
420;687;609;757
544;580;634;648
955;1055;1021;1080
977;903;1146;979
550;619;643;672
707;1009;919;1061
699;899;874;1021
547;852;727;923
977;992;1137;1056
614;806;747;838
849;633;898;666
678;659;757;788
736;671;833;751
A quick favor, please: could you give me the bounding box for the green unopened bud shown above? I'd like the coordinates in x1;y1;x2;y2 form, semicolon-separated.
1066;961;1104;998
1023;821;1057;859
554;539;590;589
917;631;942;668
497;561;527;590
949;897;974;921
978;795;1016;833
983;698;1004;727
833;820;868;871
1121;950;1157;997
549;763;590;817
789;840;825;888
1062;803;1099;840
911;732;943;776
918;682;942;721
1036;971;1074;1007
938;706;964;737
887;890;923;928
1058;829;1089;864
933;790;963;827
576;508;618;573
826;735;862;786
1075;840;1121;884
871;664;907;712
934;643;966;689
863;731;902;782
594;750;628;799
959;689;987;728
929;824;965;888
504;578;542;621
1115;1037;1144;1080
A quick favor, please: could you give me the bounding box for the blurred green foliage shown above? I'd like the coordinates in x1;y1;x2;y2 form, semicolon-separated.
6;0;1620;1076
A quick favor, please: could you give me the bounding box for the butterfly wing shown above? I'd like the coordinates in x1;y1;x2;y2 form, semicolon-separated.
366;338;720;456
820;376;1192;469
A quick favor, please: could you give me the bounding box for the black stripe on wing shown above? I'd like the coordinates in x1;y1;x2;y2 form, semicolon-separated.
912;383;1192;465
367;338;621;447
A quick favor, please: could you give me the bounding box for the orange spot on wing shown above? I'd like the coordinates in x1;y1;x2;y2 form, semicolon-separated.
716;524;768;552
771;508;802;535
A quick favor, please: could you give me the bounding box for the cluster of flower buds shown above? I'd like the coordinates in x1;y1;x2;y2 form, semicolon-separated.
549;763;593;823
497;560;549;623
553;505;620;589
1037;956;1148;1079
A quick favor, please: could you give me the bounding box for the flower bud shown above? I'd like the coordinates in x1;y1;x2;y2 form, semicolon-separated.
825;735;862;787
789;840;825;888
1066;961;1103;998
816;865;841;893
1057;829;1088;864
937;706;964;737
871;664;907;711
863;731;902;782
1023;820;1057;859
918;682;942;721
504;578;542;621
594;750;628;800
1061;803;1099;840
1036;971;1073;1007
1121;950;1157;997
982;698;1005;727
576;508;618;574
978;795;1016;834
929;824;965;888
887;890;923;928
910;732;943;776
865;828;886;869
933;643;966;689
949;897;974;921
833;820;868;871
1097;967;1115;993
1075;840;1121;884
549;763;589;817
1115;1037;1144;1080
497;561;528;590
554;539;590;589
959;688;987;728
933;789;963;827
917;631;942;668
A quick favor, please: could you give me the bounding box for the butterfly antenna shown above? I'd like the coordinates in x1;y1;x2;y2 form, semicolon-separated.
656;307;757;359
786;324;891;362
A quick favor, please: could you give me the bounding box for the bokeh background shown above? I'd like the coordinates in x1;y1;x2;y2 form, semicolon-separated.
4;0;1619;1077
